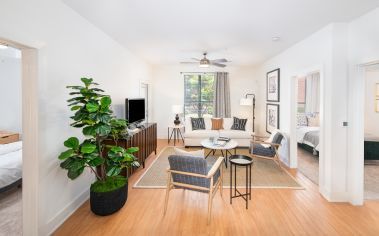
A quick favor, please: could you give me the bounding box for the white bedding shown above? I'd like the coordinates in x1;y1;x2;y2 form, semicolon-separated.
365;133;379;142
0;149;22;189
297;126;320;151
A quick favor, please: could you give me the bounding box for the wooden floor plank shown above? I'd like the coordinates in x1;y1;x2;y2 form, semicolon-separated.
54;139;379;236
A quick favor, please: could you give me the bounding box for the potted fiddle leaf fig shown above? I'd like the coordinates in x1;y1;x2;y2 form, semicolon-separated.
58;77;140;216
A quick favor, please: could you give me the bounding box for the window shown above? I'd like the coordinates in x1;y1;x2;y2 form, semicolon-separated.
297;77;306;113
184;73;215;118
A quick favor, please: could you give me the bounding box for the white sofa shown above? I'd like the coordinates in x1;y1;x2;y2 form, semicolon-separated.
184;118;254;147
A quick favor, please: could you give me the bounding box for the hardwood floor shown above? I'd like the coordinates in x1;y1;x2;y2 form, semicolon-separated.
54;139;379;236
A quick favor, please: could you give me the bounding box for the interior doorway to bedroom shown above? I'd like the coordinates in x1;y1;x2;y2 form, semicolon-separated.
0;44;22;234
295;72;320;185
363;64;379;200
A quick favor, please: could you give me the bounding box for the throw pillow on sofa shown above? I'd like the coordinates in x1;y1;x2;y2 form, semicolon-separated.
230;117;247;131
191;117;206;130
174;148;205;158
211;118;223;130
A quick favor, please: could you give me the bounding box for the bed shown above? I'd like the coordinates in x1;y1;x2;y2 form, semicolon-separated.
0;141;22;193
297;126;320;155
365;133;379;161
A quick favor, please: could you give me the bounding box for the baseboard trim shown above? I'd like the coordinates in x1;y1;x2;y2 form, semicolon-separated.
320;186;349;202
40;188;90;235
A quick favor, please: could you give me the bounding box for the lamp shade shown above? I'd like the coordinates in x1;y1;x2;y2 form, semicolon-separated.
172;105;183;114
240;98;253;106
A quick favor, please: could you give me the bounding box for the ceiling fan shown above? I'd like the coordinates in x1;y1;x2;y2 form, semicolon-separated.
180;53;229;68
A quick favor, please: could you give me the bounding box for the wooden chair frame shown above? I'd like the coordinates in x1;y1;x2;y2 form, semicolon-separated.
163;156;225;224
251;135;282;169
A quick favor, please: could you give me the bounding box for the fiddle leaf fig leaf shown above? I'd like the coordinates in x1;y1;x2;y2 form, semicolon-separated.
86;102;99;113
100;96;111;109
64;137;79;150
106;166;121;177
95;124;111;136
126;147;139;154
81;143;97;154
83;126;96;136
58;149;75;160
81;77;93;87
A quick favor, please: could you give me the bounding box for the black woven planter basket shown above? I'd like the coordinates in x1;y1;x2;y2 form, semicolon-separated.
90;182;128;216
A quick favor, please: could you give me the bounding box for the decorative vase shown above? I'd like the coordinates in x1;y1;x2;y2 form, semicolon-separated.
90;181;128;216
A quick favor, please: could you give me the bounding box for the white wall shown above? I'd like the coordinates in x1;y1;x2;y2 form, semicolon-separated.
348;7;379;204
0;0;151;235
151;64;258;138
0;47;22;133
365;70;379;135
256;23;351;201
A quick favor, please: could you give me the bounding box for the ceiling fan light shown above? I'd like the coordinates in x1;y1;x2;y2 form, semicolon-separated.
199;58;210;67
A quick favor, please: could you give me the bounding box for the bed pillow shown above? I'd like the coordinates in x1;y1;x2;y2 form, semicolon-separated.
0;141;23;156
231;117;247;131
297;113;308;127
174;148;205;158
308;114;319;127
191;117;205;130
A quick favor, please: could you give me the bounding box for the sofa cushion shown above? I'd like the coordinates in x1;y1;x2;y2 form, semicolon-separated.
219;130;252;139
251;144;276;157
191;117;205;130
231;117;247;131
211;118;223;130
184;130;219;138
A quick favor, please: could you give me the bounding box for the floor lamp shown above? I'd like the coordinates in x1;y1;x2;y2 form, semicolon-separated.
240;93;256;132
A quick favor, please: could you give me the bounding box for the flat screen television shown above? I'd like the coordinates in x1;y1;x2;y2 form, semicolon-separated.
125;98;145;124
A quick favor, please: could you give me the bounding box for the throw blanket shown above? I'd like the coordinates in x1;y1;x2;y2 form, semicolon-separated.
303;130;319;151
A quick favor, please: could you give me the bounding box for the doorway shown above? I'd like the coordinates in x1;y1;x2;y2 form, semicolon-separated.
363;64;379;200
0;45;22;234
294;72;321;185
0;38;38;235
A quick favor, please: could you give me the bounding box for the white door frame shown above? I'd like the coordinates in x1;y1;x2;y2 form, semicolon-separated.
290;65;324;191
349;60;379;205
0;38;39;235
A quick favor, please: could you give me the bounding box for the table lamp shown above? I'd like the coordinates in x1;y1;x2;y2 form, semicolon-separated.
172;105;183;125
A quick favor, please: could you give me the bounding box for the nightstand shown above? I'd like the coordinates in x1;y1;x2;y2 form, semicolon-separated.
0;131;20;144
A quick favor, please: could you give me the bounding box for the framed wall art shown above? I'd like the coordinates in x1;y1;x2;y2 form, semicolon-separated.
266;68;280;102
266;103;280;134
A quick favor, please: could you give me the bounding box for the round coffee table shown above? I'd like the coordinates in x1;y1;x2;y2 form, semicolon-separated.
201;139;238;168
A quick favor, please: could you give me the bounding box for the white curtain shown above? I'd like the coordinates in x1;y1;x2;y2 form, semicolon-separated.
213;72;231;118
305;72;320;114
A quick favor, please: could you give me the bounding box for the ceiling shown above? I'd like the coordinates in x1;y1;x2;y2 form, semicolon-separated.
63;0;379;66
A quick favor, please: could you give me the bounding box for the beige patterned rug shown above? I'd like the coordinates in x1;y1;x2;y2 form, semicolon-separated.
134;146;303;189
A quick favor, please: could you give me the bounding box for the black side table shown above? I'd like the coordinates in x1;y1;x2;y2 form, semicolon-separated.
229;155;253;209
167;125;184;146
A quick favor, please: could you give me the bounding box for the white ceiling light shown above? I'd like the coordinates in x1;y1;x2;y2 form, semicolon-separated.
272;37;281;42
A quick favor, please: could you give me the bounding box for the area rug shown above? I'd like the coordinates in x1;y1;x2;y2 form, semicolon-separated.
134;146;303;189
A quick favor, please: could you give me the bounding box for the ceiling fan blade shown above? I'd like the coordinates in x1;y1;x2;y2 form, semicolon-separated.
180;62;198;64
211;58;228;63
211;62;226;67
191;58;200;61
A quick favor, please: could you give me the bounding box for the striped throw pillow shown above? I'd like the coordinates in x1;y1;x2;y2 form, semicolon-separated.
230;117;247;131
211;118;223;130
191;117;205;130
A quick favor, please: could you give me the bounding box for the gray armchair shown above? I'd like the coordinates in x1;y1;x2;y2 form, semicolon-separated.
250;131;284;169
163;155;224;223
